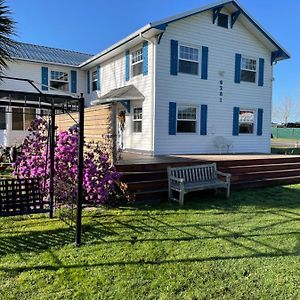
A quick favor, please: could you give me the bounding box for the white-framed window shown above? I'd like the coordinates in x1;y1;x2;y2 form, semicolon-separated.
12;108;36;131
40;109;50;117
133;107;142;133
241;57;257;83
239;109;255;134
92;70;97;91
131;48;143;77
177;105;197;133
217;13;229;28
0;107;6;130
178;45;199;75
50;70;69;91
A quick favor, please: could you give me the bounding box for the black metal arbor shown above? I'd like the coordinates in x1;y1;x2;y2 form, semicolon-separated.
0;76;85;246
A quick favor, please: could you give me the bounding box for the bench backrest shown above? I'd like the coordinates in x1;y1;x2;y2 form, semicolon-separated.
168;163;217;182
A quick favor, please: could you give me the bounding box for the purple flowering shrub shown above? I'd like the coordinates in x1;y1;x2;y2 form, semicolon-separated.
13;118;129;206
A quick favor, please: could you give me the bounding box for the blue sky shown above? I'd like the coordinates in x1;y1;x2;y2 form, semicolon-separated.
7;0;299;105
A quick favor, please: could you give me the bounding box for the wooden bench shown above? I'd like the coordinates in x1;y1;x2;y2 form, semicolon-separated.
167;163;231;206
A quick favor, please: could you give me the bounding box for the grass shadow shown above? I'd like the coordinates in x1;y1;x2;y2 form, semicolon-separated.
120;185;300;213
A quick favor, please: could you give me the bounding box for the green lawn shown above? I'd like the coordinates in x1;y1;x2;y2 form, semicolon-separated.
0;186;299;299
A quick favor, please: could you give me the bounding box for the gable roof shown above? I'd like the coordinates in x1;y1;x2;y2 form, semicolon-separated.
6;42;93;67
150;0;290;61
91;85;144;106
81;0;289;68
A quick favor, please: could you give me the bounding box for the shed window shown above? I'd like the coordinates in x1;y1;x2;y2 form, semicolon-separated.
132;48;143;77
239;110;254;134
241;57;257;83
179;45;199;75
40;109;50;117
0;107;6;130
177;106;197;133
92;70;97;91
24;108;36;129
12;108;36;131
133;107;142;133
12;108;24;130
217;13;229;28
50;71;69;91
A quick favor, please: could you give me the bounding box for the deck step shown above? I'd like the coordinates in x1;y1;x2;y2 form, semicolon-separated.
121;170;167;182
220;162;300;173
134;188;168;202
127;179;168;192
234;175;300;189
116;161;204;172
217;157;300;168
231;169;300;182
118;156;300;202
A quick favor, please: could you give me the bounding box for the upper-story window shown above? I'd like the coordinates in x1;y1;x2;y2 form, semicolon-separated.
92;70;97;91
217;13;229;28
241;57;257;83
179;45;199;75
177;105;197;133
50;71;69;91
239;110;255;134
131;48;143;77
133;107;142;132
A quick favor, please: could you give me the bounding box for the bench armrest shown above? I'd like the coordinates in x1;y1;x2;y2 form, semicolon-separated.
169;176;184;183
216;171;231;182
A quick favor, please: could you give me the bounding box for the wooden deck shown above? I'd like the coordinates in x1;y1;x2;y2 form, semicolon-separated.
117;152;300;165
116;153;300;203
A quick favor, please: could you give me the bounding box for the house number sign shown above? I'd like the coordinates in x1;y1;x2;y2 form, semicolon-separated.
219;80;223;102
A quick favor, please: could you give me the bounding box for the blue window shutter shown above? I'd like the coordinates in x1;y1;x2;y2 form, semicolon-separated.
233;107;240;136
200;105;208;135
97;65;101;90
170;40;178;75
169;102;177;135
258;58;264;87
125;50;130;81
201;46;208;80
142;41;148;76
234;53;241;83
71;70;77;93
87;71;90;94
41;67;48;91
257;108;263;136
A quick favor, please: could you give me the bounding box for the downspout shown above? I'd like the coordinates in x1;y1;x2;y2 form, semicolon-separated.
140;33;156;156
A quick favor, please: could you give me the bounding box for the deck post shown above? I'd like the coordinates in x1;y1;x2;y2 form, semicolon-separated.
75;95;85;246
49;100;55;218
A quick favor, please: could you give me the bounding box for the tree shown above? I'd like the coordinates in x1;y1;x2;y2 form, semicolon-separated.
0;0;16;75
272;96;299;125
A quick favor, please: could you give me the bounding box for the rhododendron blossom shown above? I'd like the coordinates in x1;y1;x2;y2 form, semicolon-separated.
13;118;124;206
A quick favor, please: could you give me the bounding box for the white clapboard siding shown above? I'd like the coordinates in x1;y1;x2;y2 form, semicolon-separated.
85;42;154;152
1;60;86;96
154;9;272;155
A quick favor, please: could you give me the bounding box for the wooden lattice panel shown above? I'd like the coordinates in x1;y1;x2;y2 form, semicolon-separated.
0;178;49;216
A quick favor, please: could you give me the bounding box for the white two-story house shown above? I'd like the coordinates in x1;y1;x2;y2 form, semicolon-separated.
0;0;290;155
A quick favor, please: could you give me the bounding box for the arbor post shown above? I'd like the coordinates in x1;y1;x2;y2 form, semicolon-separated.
49;100;55;218
75;95;85;246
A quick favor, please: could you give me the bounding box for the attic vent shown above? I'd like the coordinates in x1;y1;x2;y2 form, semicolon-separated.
217;13;228;28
